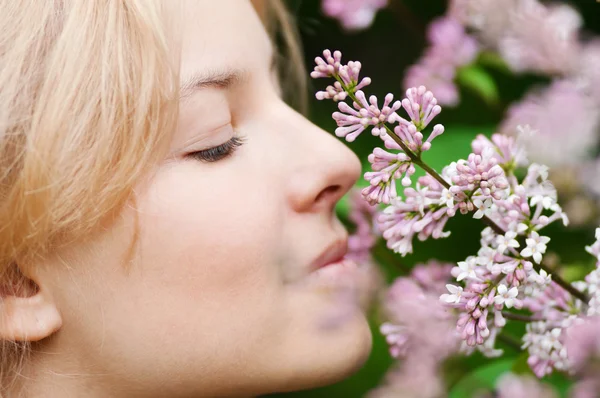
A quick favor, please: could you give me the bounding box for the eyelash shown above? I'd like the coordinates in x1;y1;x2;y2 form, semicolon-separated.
188;136;245;163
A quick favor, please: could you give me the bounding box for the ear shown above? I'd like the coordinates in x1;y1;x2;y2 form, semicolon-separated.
0;272;62;342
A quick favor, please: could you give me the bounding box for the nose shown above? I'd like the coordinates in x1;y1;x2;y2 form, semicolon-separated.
282;106;362;213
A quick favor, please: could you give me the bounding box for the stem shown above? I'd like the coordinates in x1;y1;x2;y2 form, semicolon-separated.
501;312;540;323
539;263;589;303
372;242;409;272
497;333;522;352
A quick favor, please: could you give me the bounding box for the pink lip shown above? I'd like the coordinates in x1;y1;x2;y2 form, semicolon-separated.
309;239;348;272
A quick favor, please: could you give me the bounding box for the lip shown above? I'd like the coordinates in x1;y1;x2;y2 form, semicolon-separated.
309;238;349;273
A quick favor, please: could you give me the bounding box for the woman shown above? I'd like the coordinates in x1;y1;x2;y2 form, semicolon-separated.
0;0;372;397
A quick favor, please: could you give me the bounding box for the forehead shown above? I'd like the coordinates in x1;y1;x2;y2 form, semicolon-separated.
178;0;272;80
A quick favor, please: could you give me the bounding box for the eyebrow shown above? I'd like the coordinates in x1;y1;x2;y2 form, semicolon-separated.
179;52;278;101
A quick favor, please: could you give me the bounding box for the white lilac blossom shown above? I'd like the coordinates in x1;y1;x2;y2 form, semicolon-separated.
520;231;550;264
321;0;387;31
403;16;479;106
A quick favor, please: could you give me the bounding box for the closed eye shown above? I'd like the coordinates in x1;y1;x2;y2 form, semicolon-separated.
187;136;245;163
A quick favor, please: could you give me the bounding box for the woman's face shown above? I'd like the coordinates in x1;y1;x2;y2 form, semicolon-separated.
35;0;371;397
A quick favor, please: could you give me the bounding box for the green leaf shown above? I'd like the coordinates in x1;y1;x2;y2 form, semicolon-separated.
456;64;500;107
477;51;512;74
511;351;534;376
448;358;514;398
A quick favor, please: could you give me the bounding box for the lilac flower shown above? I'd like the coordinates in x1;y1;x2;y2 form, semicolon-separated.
321;0;387;31
577;41;600;104
411;261;454;293
563;317;600;397
564;316;600;372
520;231;550;264
366;361;444;398
382;272;459;360
453;257;481;282
450;147;509;204
362;148;415;205
498;1;581;76
448;0;518;46
399;86;442;131
584;228;600;261
496;231;519;254
403;16;479;106
493;373;558;398
499;80;600;167
441;284;464;304
494;284;521;309
312;50;372;99
471;132;529;169
375;263;458;398
378;175;455;256
522;321;570;377
346;188;378;264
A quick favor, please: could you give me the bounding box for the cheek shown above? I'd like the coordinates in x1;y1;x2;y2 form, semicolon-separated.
132;164;286;326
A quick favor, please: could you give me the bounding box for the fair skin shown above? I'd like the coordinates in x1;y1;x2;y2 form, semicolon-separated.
2;1;372;397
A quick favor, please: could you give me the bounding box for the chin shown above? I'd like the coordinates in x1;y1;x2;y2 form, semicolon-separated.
275;310;373;394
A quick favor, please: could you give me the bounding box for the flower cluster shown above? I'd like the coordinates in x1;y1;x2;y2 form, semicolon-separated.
321;0;388;31
480;373;559;398
445;0;600;226
370;261;459;398
312;48;600;384
404;16;479;106
312;50;445;211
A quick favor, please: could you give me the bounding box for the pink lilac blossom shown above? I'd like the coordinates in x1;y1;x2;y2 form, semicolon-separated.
450;0;581;75
362;148;415;205
564;316;600;398
498;0;581;75
373;262;458;398
344;189;384;309
471;131;529;169
365;361;444;398
346;188;378;264
448;0;517;46
577;41;600;103
312;50;372;102
450;147;510;204
403;16;479;106
377;172;456;256
499;80;600;167
522;320;572;377
321;0;387;31
492;373;558;398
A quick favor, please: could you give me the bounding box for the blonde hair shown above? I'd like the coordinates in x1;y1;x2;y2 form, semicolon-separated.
0;0;305;393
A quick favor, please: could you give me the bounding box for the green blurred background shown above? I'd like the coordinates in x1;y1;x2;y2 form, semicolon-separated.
268;1;600;397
